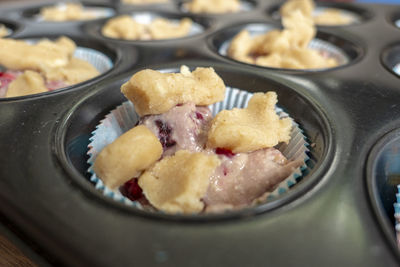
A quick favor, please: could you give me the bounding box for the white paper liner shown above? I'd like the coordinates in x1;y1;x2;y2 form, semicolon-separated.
218;23;349;69
395;185;400;248
396;20;400;29
87;87;310;210
36;3;114;21
392;63;400;76
103;13;204;40
74;47;113;74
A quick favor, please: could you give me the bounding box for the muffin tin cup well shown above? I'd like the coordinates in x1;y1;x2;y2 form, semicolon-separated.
2;0;400;266
366;128;400;261
0;35;117;101
54;63;333;221
91;11;211;42
87;86;310;211
209;22;363;72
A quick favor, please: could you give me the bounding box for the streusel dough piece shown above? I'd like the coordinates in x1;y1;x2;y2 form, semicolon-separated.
280;0;314;19
101;15;146;40
0;36;75;72
148;18;192;39
313;9;353;26
102;16;192;40
40;3;96;21
0;24;8;37
228;9;337;69
185;0;240;14
121;66;226;116
6;71;47;98
281;0;353;26
122;0;168;4
94;125;163;190
139;150;220;213
207;92;292;153
43;58;100;85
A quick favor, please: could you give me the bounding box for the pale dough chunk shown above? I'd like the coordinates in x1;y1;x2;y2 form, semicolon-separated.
139;150;220;213
102;15;147;40
122;0;168;4
313;9;353;26
121;66;226;116
6;70;47;98
93;125;163;190
0;24;8;37
207;92;292;153
228;9;338;69
40;3;96;21
102;16;192;40
148;18;192;39
0;36;75;72
44;58;100;85
280;0;314;19
184;0;240;14
281;0;353;26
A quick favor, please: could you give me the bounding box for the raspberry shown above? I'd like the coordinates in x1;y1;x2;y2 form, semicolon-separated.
121;178;143;201
215;147;235;158
195;112;204;120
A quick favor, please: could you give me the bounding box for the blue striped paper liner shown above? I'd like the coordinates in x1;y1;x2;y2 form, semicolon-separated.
36;4;114;21
218;23;349;69
393;63;400;76
87;86;310;210
395;185;400;247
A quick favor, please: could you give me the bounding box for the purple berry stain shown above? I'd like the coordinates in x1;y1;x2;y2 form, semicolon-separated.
155;119;176;149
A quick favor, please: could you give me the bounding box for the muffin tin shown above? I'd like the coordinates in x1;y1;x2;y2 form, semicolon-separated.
1;0;400;266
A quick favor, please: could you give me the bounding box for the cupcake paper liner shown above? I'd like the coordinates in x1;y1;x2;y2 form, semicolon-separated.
218;23;349;68
74;47;113;73
87;87;310;210
395;185;400;247
396;20;400;29
392;63;400;76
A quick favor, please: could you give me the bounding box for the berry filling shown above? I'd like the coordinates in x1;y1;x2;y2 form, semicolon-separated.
215;147;236;158
155;119;177;149
120;178;143;201
195;111;204;120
